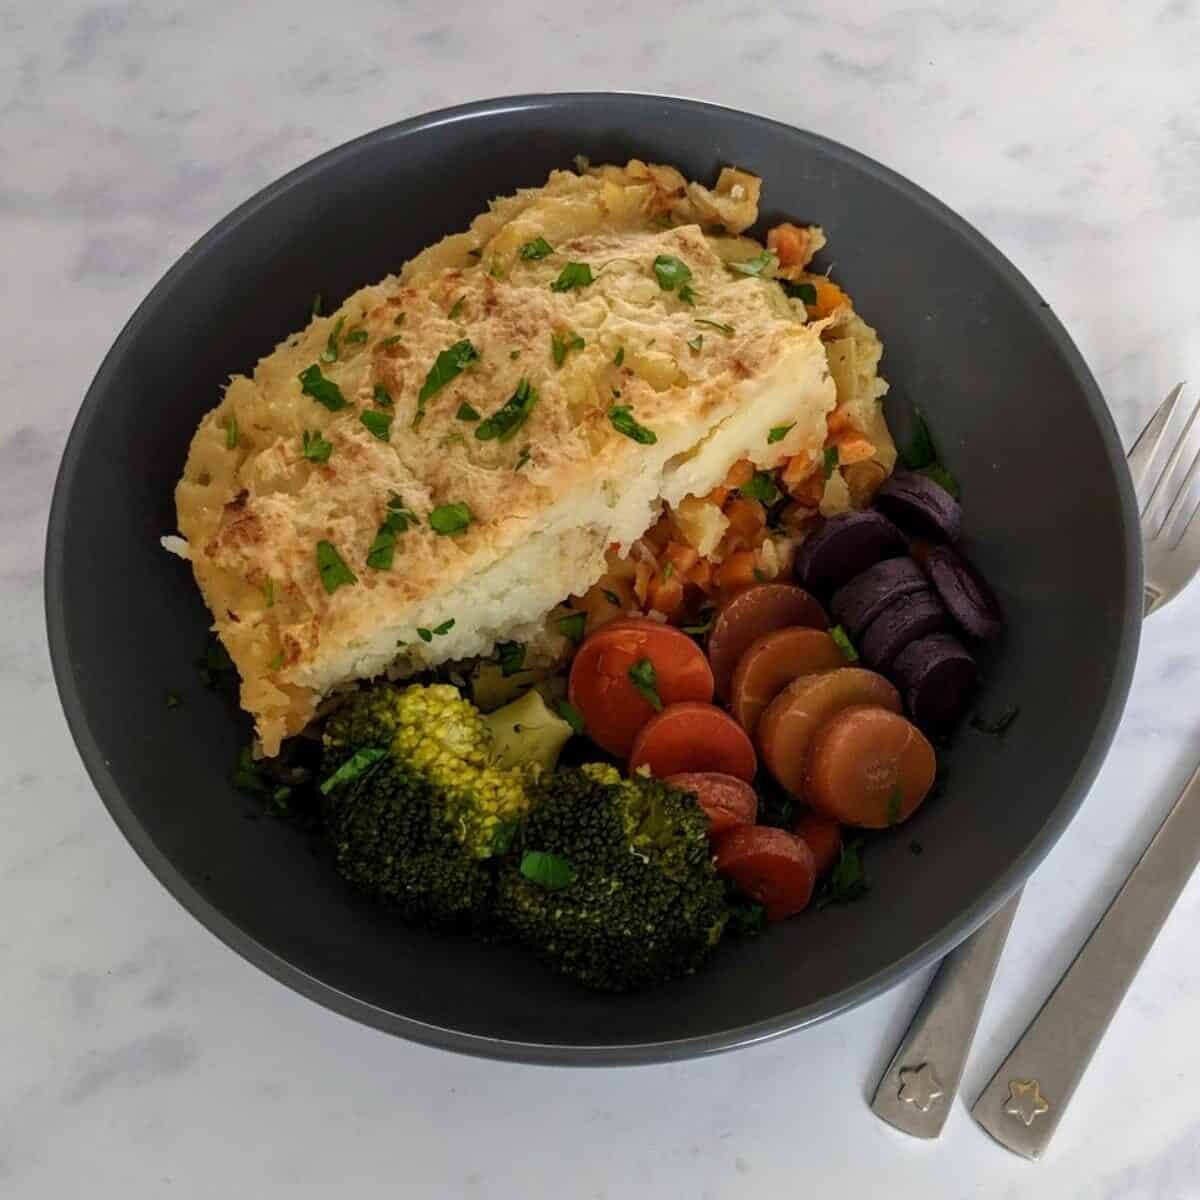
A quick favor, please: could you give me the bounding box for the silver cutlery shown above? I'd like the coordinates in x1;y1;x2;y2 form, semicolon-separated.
872;383;1200;1145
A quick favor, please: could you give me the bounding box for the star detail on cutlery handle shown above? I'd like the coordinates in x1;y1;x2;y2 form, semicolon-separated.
1003;1079;1050;1126
897;1063;945;1112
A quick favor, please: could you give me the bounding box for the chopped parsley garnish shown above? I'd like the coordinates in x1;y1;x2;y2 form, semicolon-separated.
687;333;703;353
298;364;346;411
393;312;406;327
416;339;480;427
727;250;778;278
613;347;624;367
385;491;418;528
558;611;587;644
662;561;675;580
416;627;433;642
509;349;521;360
448;296;465;320
225;414;238;449
491;819;519;855
602;588;621;606
694;318;735;337
753;568;769;582
514;445;532;471
263;578;275;607
823;445;839;479
311;292;323;317
496;640;526;677
456;401;481;422
432;618;455;636
549;261;593;292
267;651;284;670
366;496;415;570
359;409;392;441
378;334;403;349
740;470;782;505
195;634;235;688
519;850;576;890
428;501;474;536
476;377;537;442
165;691;182;710
319;747;387;795
320;315;345;362
781;279;818;304
556;700;585;735
830;624;859;663
920;461;962;500
970;706;1021;737
316;540;356;593
727;900;767;935
768;422;795;444
816;840;870;908
886;785;904;825
519;236;555;260
551;330;585;366
900;408;961;498
345;327;368;345
628;657;663;711
681;616;714;637
373;384;393;406
678;283;697;306
653;254;692;291
608;405;657;445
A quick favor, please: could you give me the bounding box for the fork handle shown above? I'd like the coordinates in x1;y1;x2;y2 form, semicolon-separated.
971;762;1200;1158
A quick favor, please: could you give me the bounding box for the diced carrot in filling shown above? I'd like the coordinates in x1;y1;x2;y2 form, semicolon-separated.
807;279;850;318
722;458;755;490
663;541;699;576
647;573;685;618
685;559;714;592
767;222;815;269
829;434;876;466
826;404;854;436
717;549;759;593
781;453;815;490
786;467;826;508
724;497;766;543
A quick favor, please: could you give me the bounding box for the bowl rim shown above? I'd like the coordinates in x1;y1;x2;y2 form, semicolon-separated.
44;91;1142;1065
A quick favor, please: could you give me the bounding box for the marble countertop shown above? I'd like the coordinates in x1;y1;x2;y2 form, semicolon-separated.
5;1;1200;1195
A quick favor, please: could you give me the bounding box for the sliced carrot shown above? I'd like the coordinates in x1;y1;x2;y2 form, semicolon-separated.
713;826;816;920
567;620;715;758
665;772;758;835
630;701;757;781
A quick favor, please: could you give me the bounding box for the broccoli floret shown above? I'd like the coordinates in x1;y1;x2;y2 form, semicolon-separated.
321;682;567;927
495;765;729;991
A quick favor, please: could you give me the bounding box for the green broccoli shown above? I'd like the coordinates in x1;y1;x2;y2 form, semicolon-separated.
495;764;730;991
320;682;572;927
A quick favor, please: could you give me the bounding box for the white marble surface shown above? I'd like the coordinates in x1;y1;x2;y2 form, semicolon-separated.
4;1;1200;1195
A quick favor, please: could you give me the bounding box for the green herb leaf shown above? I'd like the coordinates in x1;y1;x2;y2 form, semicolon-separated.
681;616;713;636
514;445;532;471
678;283;697;306
366;524;398;570
496;640;526;677
225;413;238;449
509;349;521;360
823;444;839;479
233;745;269;795
267;651;284;670
727;899;767;936
431;618;455;636
662;560;675;579
727;250;778;278
556;700;585;736
602;588;621;606
456;401;481;421
448;296;465;320
687;333;703;353
316;540;356;593
653;254;692;291
263;578;275;608
830;624;859;663
311;292;323;318
886;784;904;825
970;706;1021;737
608;405;657;444
519;850;576;890
476;377;537;442
393;312;406;327
816;839;870;908
428;501;474;536
195;634;235;688
320;315;345;363
298;364;347;412
384;492;418;530
549;261;593;292
373;383;393;406
901;407;938;470
613;347;624;366
740;470;782;505
491;818;520;856
551;330;585;367
359;409;392;441
417;627;433;642
519;236;555;261
694;318;735;337
165;691;182;710
319;747;387;795
378;334;403;348
768;422;796;444
781;279;818;304
558;611;587;645
345;327;368;345
919;461;962;500
753;568;768;582
416;339;480;426
628;657;663;711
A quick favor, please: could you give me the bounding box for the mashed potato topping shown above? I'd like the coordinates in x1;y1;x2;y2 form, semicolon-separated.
172;160;894;754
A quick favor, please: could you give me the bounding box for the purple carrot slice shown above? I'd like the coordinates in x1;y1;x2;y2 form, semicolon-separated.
831;557;929;637
794;510;908;599
875;471;963;542
926;545;1004;640
860;590;947;672
893;632;978;733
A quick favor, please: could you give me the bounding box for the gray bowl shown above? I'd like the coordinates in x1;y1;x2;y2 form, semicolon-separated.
44;94;1141;1064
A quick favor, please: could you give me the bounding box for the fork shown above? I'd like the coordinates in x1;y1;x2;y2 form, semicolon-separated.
871;384;1200;1144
